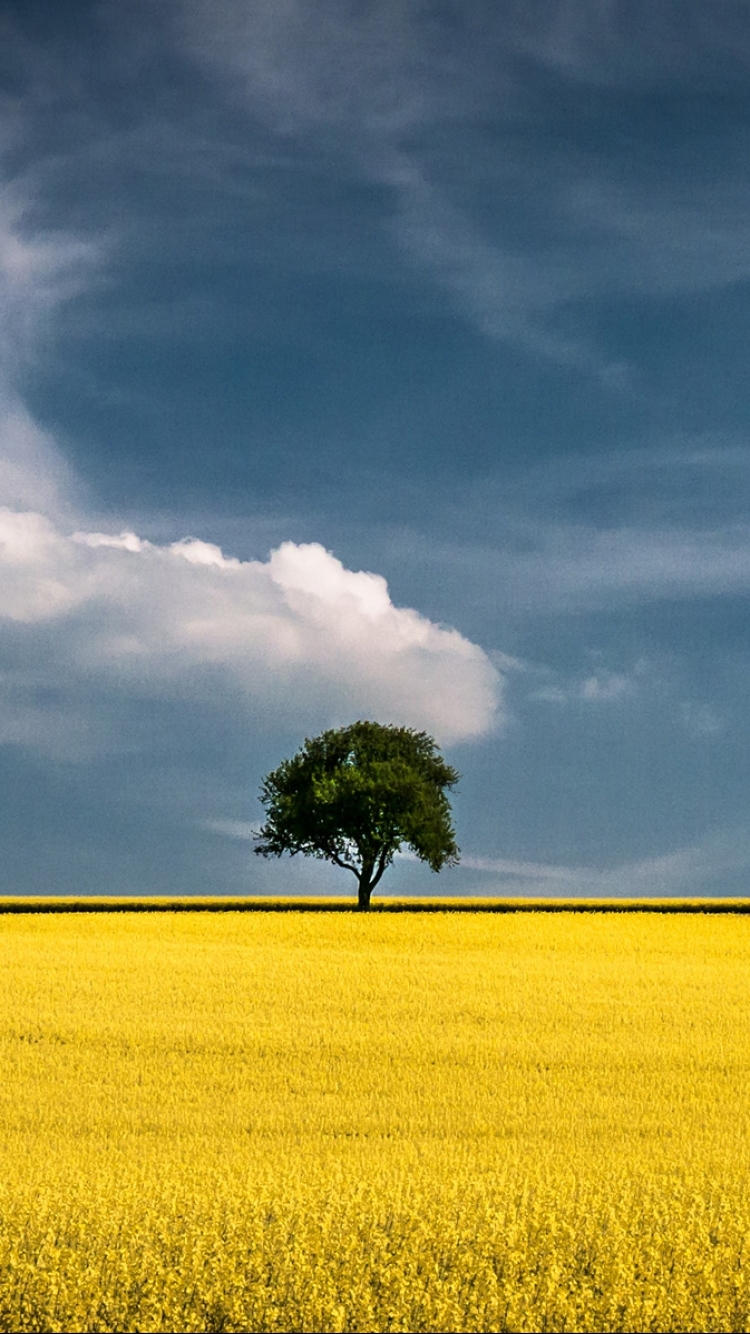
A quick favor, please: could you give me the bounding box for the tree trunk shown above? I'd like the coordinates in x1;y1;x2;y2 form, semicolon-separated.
357;875;373;910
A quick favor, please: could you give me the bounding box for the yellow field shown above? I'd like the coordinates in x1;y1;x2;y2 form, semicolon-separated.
1;910;749;1332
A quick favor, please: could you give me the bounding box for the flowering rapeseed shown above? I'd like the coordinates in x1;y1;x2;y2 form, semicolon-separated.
0;909;748;1331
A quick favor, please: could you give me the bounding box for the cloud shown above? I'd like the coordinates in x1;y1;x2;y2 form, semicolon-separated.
0;170;96;519
174;1;750;134
580;673;632;701
0;399;78;516
504;523;750;611
204;818;258;841
170;0;605;366
508;0;750;88
385;152;600;370
397;512;750;624
679;702;725;738
463;823;750;897
7;0;750;378
0;92;502;763
503;446;750;608
0;507;502;753
531;670;636;705
462;855;590;886
0;183;100;377
399;446;750;620
173;0;451;137
168;0;750;373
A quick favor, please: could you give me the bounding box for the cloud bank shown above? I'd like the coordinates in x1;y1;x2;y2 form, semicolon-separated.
0;503;502;753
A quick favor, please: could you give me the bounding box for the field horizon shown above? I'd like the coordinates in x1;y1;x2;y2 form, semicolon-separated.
1;894;750;914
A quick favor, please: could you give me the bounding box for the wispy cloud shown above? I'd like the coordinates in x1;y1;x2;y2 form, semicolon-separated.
174;0;451;136
394;446;750;617
0;401;78;517
503;523;750;610
171;0;608;367
531;671;636;705
0;162;100;517
203;818;258;841
679;701;726;738
462;855;590;886
384;151;601;370
6;0;750;377
0;183;101;377
509;0;750;88
170;0;750;370
463;823;750;897
398;527;750;640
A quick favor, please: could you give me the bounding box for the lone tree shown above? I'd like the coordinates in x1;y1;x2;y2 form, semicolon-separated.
254;721;460;909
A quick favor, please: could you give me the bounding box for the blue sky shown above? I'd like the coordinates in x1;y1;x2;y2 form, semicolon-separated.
2;0;750;897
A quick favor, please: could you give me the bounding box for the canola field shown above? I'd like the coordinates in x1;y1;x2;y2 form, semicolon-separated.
1;909;750;1332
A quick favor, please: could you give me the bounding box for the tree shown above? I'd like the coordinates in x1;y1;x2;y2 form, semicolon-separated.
254;721;460;909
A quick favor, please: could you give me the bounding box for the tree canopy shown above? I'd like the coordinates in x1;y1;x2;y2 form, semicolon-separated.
254;721;460;908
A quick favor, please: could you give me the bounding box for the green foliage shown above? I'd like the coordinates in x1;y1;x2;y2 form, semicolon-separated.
255;722;460;907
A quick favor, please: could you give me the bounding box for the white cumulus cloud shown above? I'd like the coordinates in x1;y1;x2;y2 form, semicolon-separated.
0;155;501;760
0;506;502;751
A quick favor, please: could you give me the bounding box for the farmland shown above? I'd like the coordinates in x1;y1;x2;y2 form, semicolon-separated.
1;908;749;1331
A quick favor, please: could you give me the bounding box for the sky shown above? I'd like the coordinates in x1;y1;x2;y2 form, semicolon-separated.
2;0;750;899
